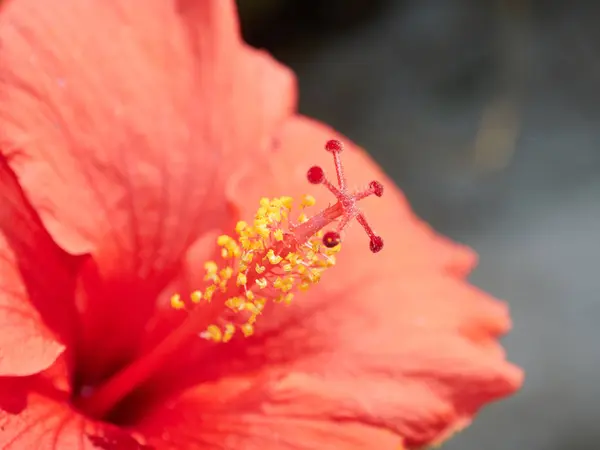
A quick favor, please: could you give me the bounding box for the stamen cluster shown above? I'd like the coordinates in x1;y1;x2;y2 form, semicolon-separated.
171;196;339;342
170;139;384;342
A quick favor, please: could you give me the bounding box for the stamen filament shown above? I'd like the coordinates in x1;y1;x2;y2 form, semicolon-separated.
74;315;202;419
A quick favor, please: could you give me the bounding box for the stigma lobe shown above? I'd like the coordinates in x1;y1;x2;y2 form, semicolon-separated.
304;139;385;253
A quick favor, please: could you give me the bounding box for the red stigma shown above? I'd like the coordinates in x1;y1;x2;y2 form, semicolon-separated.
307;166;325;184
323;231;341;248
325;139;343;153
370;181;384;197
308;139;384;253
370;236;384;253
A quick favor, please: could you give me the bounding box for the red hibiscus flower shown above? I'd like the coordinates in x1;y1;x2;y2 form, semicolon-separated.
0;0;523;449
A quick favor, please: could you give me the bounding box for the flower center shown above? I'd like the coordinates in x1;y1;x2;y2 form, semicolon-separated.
73;139;384;420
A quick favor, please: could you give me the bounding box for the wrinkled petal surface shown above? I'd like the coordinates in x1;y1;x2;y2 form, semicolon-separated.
0;0;296;379
145;117;522;449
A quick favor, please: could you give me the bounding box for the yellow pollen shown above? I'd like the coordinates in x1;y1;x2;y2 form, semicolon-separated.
301;194;316;207
204;285;217;302
256;277;268;289
280;196;293;209
217;235;231;246
276;292;294;305
241;323;254;337
204;261;218;273
190;290;203;303
201;324;223;342
219;267;233;281
223;323;236;343
236;272;247;286
235;221;248;233
170;294;185;310
266;249;283;264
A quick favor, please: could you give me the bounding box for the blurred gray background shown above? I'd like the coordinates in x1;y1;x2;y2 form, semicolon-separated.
238;1;600;449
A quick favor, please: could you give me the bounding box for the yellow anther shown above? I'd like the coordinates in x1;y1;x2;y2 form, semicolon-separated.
204;285;217;301
170;294;185;310
217;235;232;246
282;263;293;273
256;207;268;219
267;210;282;223
221;239;241;259
299;281;311;291
190;290;203;303
223;323;236;343
236;272;247;287
282;277;295;292
202;324;223;342
301;194;316;207
255;264;266;274
245;302;262;315
306;268;322;283
204;261;218;273
235;221;248;234
259;197;270;207
223;323;235;342
241;252;254;264
255;225;270;239
276;292;294;305
254;297;267;310
241;323;254;337
266;249;283;265
286;252;300;265
204;260;220;282
280;196;293;209
225;296;245;311
219;267;233;281
273;229;284;241
245;290;255;301
205;273;219;283
240;236;253;250
272;276;294;292
298;213;308;223
256;277;268;289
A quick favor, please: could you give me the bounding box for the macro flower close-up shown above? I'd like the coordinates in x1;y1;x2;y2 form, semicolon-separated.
0;1;523;449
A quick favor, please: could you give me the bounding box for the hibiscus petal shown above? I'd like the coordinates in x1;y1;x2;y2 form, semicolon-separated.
155;116;522;448
137;377;402;450
0;390;149;450
0;238;63;376
0;0;295;377
0;159;78;376
138;326;520;450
